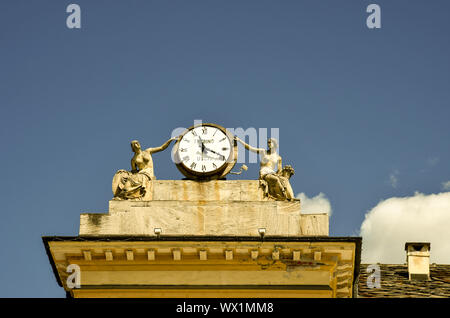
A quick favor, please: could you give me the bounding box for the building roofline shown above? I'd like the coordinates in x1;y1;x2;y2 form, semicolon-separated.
42;235;64;287
42;235;362;296
43;235;361;243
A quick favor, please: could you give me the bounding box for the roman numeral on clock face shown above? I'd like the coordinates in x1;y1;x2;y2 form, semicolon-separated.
190;162;197;169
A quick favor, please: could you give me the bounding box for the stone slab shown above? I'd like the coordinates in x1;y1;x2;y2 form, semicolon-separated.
300;214;329;236
151;180;265;201
80;180;329;237
81;200;302;236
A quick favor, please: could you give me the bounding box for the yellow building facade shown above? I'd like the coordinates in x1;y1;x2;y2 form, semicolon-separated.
44;235;361;298
43;131;361;298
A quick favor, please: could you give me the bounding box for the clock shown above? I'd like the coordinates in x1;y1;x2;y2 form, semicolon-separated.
172;123;238;180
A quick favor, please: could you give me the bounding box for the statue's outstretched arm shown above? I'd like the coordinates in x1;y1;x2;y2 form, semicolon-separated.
146;136;179;154
235;136;265;154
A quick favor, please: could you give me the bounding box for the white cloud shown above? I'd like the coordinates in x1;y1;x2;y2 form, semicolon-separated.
296;192;332;216
360;192;450;264
389;170;399;188
442;181;450;191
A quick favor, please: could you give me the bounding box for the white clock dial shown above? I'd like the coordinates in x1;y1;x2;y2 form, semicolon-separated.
178;125;232;174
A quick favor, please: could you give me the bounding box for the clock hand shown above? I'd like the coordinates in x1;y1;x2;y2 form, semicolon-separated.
197;136;206;160
197;135;226;160
203;146;225;160
197;136;205;150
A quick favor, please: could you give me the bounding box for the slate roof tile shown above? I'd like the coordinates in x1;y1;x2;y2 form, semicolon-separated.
358;264;450;298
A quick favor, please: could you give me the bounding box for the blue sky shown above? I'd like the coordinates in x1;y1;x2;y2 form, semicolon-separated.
0;1;449;297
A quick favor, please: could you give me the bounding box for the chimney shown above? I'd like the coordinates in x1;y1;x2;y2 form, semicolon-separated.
404;242;431;281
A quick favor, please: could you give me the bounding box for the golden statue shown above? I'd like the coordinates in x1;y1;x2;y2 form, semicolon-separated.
235;137;295;201
112;137;178;200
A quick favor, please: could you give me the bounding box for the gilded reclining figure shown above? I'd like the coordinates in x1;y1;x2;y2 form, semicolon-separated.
235;137;296;201
112;138;177;200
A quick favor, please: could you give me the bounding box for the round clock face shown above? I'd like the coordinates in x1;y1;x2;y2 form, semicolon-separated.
177;124;233;175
